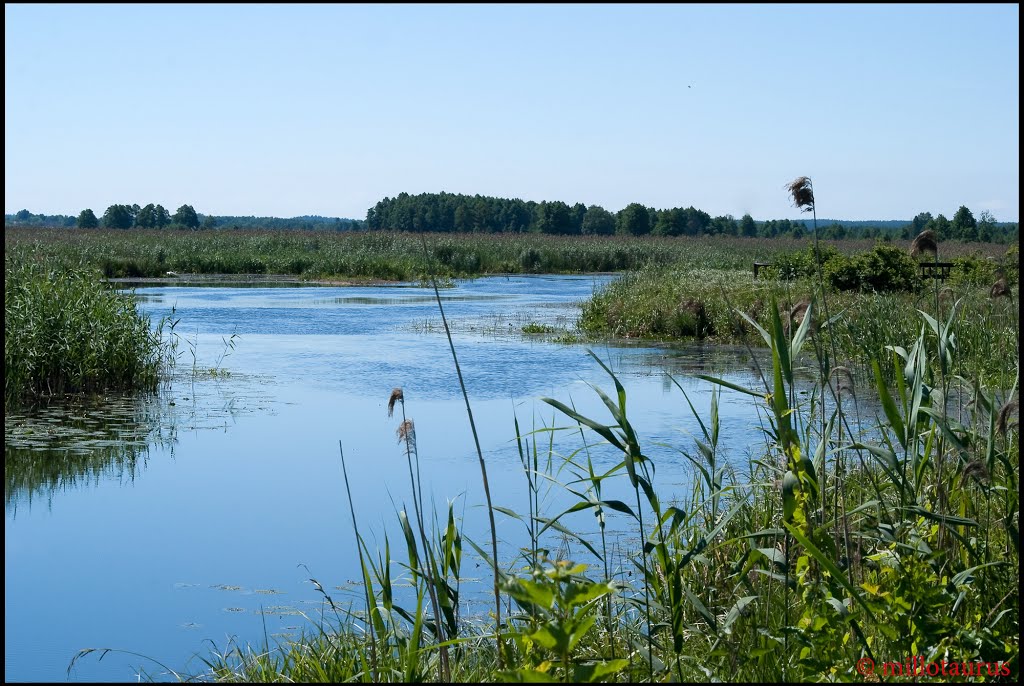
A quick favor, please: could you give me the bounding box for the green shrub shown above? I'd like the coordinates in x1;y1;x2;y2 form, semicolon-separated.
767;243;922;292
852;243;921;292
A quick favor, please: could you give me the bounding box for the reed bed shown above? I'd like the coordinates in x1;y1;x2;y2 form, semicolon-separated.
5;227;1006;282
4;254;170;407
580;262;1019;389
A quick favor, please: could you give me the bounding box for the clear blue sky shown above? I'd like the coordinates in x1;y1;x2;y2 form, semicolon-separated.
4;3;1019;222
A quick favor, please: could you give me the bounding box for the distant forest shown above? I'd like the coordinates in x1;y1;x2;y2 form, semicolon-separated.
367;192;1019;243
5;193;1018;243
5;207;363;232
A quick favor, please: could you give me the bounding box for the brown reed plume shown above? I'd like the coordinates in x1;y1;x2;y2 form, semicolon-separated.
789;299;813;334
786;176;815;212
996;399;1018;436
388;387;404;417
962;459;992;485
910;229;938;258
831;365;856;398
396;419;415;446
990;277;1011;299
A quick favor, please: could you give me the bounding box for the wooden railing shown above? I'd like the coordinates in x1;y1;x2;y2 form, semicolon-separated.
919;262;954;281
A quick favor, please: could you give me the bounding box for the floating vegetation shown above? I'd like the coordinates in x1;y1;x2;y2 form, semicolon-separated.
255;606;303;617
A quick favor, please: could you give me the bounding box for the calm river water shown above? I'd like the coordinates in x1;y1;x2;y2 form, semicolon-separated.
6;275;778;682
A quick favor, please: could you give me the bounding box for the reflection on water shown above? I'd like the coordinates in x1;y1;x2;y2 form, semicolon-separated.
315;294;508;306
4;373;278;516
5;395;171;516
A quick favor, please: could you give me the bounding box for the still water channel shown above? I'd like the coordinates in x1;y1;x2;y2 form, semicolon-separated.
7;275;782;682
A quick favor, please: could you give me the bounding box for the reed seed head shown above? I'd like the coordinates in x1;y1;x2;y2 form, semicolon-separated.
990;277;1011;299
790;299;810;324
996;399;1018;436
832;365;856;397
910;230;938;258
396;418;416;446
786;176;815;212
962;459;991;485
388;387;404;417
782;299;814;335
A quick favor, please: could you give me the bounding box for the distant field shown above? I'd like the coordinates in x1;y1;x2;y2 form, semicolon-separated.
2;227;1008;281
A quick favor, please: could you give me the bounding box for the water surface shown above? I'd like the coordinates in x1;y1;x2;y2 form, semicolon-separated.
6;275;782;682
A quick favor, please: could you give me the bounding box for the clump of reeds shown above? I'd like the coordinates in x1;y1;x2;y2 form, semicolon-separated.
4;255;170;407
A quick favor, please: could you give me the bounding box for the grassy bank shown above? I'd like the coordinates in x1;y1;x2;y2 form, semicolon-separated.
579;245;1019;388
4;255;169;407
4;227;1006;281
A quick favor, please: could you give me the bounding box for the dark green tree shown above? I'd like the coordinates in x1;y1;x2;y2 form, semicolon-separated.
102;204;134;229
739;213;757;237
680;206;711;236
172;204;200;230
570;203;587;235
951;205;977;241
76;208;99;229
535;201;573;234
616;203;650;236
910;212;933;235
154;204;170;228
710;215;738;236
927;214;951;241
581;205;616;235
15;209;32;221
135;203;158;228
977;210;996;242
454;205;471;232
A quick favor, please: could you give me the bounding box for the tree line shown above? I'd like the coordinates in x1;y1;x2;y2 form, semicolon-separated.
77;203;201;230
6;196;1017;243
365;192;1018;243
5;207;363;232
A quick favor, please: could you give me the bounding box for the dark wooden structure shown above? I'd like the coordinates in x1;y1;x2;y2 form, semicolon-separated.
919;262;954;281
753;261;772;278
